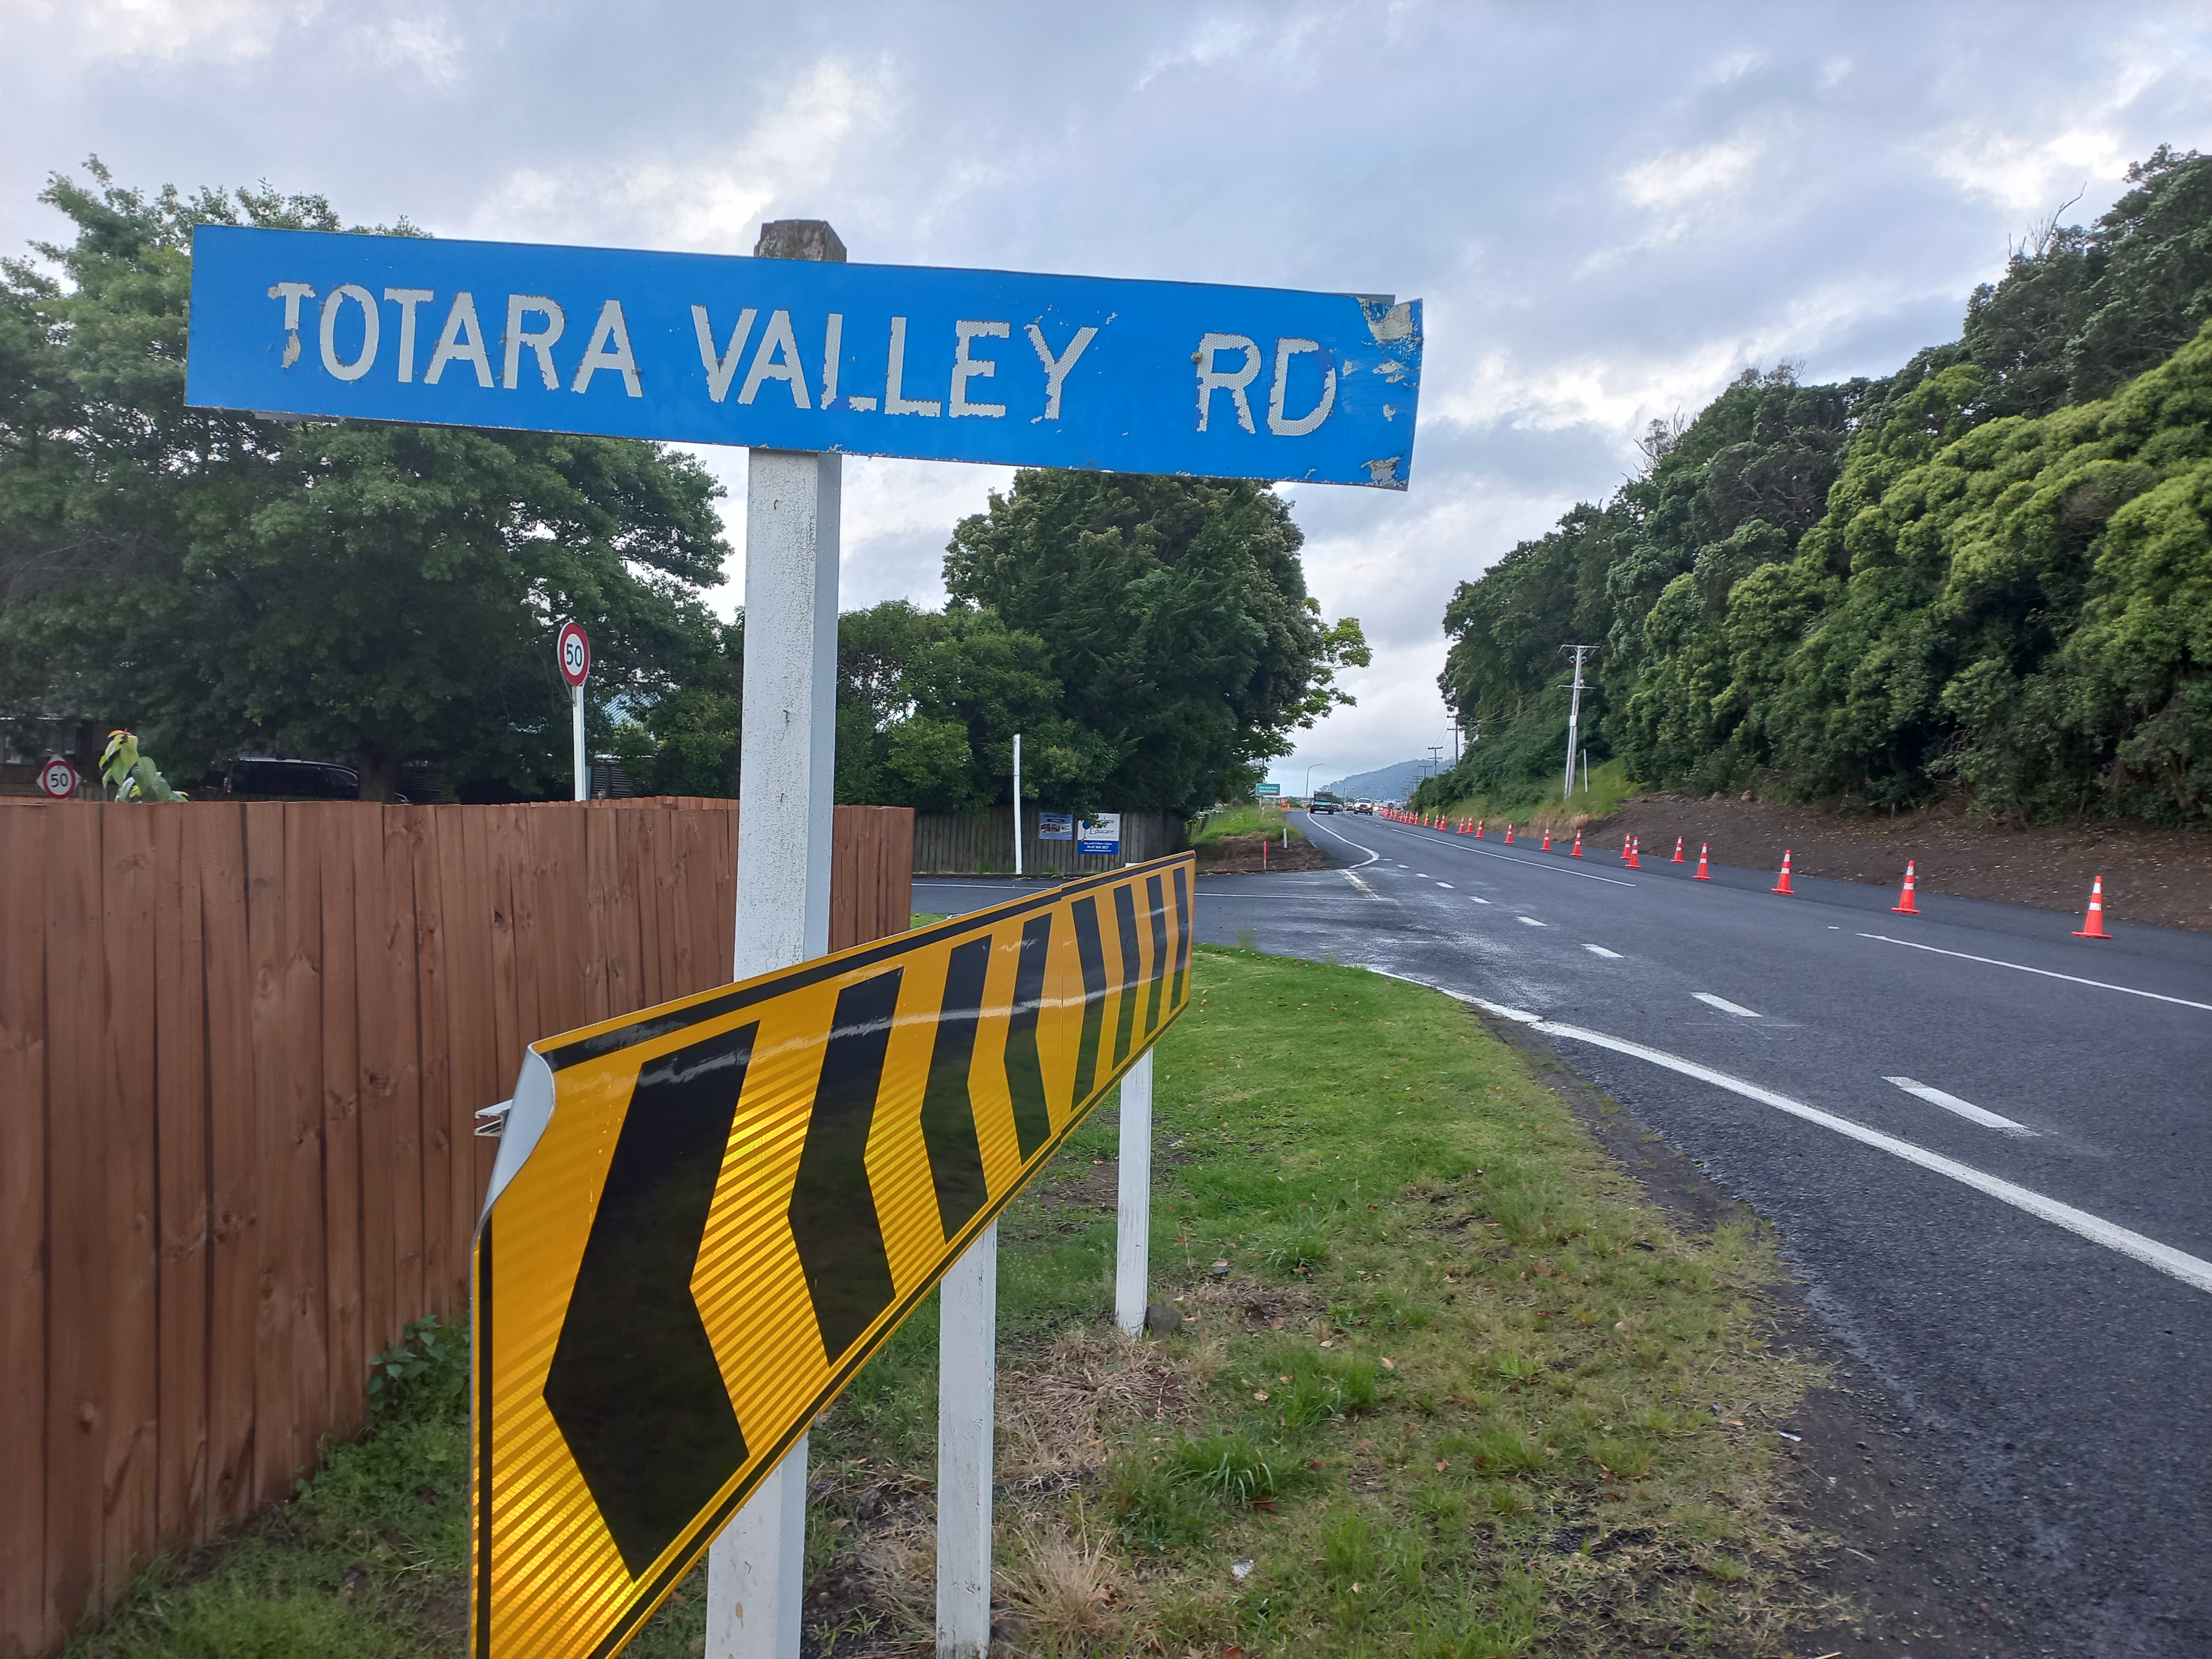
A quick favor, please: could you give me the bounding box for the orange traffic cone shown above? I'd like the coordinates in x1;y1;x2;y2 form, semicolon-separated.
1892;861;1921;915
1620;834;1632;862
2073;875;2112;939
1475;818;1484;839
1671;836;1685;863
1626;835;1642;869
1540;828;1553;852
1693;843;1711;881
1771;849;1795;895
1570;829;1583;858
1504;822;1515;844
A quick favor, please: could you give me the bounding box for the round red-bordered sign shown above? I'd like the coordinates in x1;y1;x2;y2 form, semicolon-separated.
556;620;591;688
37;757;78;799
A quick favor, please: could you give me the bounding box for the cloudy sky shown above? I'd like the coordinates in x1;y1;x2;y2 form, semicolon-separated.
7;0;2210;790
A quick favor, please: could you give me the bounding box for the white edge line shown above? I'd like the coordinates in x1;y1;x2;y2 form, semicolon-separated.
1886;1075;2037;1135
1363;967;2212;1297
1299;811;1382;869
1692;992;1761;1018
1858;933;2212;1013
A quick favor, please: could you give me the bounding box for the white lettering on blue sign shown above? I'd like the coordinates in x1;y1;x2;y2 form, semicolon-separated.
196;228;1422;488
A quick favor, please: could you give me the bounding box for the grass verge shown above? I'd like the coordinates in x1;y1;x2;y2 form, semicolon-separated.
71;946;1828;1658
1189;802;1304;846
1427;758;1641;837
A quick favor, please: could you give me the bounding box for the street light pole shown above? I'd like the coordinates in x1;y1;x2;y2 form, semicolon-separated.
1302;763;1318;802
1561;645;1595;796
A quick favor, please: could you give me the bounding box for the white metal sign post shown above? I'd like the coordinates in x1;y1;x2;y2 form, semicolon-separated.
37;756;78;799
558;620;591;801
703;221;846;1659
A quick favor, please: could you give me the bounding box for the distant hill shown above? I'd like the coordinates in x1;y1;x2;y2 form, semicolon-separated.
1322;759;1434;801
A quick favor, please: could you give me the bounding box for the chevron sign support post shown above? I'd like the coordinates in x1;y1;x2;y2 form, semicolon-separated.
470;854;1195;1659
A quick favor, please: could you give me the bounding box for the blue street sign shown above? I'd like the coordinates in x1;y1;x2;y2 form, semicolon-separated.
184;227;1422;489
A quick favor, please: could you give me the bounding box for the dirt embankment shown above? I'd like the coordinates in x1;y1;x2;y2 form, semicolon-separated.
1584;791;2212;932
1192;830;1337;873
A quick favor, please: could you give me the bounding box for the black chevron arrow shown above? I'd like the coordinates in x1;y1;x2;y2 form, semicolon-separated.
542;1022;757;1579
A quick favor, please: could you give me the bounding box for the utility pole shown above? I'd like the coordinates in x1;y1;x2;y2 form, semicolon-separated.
1561;645;1596;797
1427;745;1443;778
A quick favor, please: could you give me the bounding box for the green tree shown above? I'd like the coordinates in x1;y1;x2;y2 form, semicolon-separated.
944;470;1367;815
0;162;728;799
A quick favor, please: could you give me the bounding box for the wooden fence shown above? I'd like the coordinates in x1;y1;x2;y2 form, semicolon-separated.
911;807;1186;877
0;797;912;1658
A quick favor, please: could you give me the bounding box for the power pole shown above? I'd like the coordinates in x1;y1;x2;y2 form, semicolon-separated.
1561;645;1595;796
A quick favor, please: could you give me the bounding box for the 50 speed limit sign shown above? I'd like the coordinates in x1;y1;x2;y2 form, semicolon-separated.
37;757;78;799
557;620;591;688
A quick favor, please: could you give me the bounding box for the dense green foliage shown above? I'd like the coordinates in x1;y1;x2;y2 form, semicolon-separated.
1;167;1352;814
1423;145;2212;826
0;163;732;800
613;473;1369;817
938;469;1370;816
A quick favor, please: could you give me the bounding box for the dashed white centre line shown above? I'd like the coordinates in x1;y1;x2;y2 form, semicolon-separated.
1517;916;1546;928
1416;872;1429;877
1694;992;1761;1017
1583;944;1624;960
1886;1076;2038;1135
1434;881;1454;889
1468;896;1492;906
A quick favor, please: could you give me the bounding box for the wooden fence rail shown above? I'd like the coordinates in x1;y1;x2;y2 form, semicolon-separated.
0;797;912;1657
911;807;1186;877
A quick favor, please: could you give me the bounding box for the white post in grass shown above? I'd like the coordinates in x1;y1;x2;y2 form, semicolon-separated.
1012;732;1023;877
573;684;588;801
703;218;846;1659
1115;1050;1155;1335
935;1223;999;1658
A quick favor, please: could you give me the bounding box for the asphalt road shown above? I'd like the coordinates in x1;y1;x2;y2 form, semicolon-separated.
918;817;2212;1656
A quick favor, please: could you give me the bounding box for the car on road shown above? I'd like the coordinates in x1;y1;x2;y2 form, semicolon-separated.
1310;793;1343;813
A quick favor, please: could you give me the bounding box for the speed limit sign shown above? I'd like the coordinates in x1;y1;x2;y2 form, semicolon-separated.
556;620;591;688
37;756;78;799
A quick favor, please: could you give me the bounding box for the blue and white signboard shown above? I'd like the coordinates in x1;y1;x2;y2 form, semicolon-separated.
1076;814;1122;857
184;228;1422;488
1037;812;1074;841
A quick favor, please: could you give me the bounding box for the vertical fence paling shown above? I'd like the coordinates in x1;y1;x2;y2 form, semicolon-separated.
0;796;912;1659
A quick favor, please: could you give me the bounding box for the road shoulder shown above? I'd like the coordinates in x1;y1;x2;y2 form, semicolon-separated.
1473;1005;2057;1659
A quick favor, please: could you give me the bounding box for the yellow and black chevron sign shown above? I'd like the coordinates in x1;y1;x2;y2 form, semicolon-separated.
470;852;1195;1659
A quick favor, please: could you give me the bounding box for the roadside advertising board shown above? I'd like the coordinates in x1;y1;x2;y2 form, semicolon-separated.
471;855;1194;1658
1076;813;1122;856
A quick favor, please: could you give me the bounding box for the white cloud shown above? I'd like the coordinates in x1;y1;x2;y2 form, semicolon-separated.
46;0;319;61
1924;125;2132;214
1619;136;1762;213
468;55;895;251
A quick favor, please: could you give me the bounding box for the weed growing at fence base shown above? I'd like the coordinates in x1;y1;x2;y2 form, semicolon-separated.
70;948;1828;1659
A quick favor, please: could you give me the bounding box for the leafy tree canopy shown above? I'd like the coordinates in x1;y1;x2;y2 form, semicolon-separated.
0;161;729;799
941;469;1368;817
1419;145;2212;828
